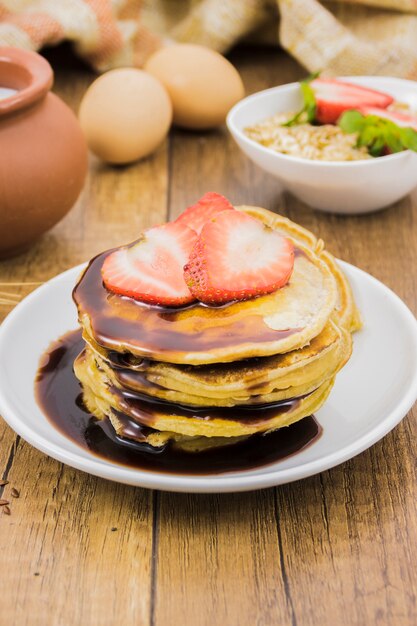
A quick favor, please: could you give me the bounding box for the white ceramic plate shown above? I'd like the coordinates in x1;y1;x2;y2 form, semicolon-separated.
0;262;416;493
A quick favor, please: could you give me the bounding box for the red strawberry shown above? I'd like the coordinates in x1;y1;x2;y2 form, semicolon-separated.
358;106;417;131
183;210;294;304
175;192;234;234
311;78;393;124
102;221;197;306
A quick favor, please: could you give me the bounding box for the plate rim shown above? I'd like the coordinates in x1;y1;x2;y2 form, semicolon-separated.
0;261;416;493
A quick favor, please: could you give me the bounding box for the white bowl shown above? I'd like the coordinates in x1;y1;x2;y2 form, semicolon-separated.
227;76;417;214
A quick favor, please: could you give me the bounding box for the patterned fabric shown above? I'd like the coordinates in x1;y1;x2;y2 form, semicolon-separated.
1;0;417;77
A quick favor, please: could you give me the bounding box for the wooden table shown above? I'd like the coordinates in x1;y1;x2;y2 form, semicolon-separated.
1;46;416;626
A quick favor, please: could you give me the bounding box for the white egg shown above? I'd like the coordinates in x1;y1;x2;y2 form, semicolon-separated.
79;68;172;164
145;44;244;129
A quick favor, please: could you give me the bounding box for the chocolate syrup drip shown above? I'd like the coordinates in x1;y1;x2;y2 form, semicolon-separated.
72;250;301;360
35;330;322;475
111;384;306;427
114;368;165;391
107;351;150;371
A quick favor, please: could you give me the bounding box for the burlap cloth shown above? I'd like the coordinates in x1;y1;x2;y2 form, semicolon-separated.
1;1;416;77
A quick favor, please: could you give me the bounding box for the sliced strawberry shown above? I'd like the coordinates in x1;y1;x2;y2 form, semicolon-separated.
183;210;294;304
102;221;198;306
311;78;393;124
175;192;235;234
358;106;417;131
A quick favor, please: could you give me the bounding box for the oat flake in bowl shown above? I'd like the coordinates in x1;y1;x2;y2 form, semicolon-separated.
245;112;370;162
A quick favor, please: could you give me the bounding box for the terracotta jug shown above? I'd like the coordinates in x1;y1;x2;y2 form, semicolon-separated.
0;47;88;258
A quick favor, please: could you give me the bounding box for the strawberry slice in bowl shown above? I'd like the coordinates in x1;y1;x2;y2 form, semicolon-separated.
102;221;198;306
184;210;294;305
358;106;417;131
310;78;393;124
175;192;235;234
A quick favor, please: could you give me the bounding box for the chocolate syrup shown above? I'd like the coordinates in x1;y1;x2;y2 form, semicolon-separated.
110;382;306;427
35;330;322;475
72;250;302;361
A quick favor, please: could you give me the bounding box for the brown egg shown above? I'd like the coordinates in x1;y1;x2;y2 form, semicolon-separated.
79;69;172;164
145;44;245;129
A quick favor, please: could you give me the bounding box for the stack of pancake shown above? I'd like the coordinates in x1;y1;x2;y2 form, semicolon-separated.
73;206;360;453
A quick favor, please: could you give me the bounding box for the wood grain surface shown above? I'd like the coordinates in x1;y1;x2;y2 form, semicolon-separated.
0;46;416;626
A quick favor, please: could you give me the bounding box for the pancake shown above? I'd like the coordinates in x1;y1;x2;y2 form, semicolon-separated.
73;235;337;365
72;203;359;454
82;320;351;407
320;249;362;333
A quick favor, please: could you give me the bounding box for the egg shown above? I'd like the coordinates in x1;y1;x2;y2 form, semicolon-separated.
144;44;244;129
79;68;172;164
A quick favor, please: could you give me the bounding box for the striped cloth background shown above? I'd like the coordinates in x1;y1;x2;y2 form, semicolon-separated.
1;0;417;78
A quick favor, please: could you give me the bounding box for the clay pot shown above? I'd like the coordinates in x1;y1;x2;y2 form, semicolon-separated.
0;47;88;258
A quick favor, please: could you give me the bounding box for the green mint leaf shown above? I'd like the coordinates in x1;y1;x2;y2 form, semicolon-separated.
303;70;321;83
282;110;304;127
358;125;381;148
283;74;318;127
339;109;417;156
368;138;385;157
383;128;403;153
300;81;316;123
338;110;365;134
399;127;417;151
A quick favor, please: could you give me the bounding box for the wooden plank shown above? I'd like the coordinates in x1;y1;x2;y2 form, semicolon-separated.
0;53;169;626
153;492;294;626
